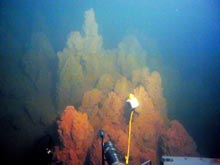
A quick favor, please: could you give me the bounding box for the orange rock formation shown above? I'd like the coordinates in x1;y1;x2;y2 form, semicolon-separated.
54;106;94;164
55;8;198;165
54;87;198;164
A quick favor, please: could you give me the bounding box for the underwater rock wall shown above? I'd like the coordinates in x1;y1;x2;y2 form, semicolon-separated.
57;9;147;111
55;86;198;164
55;106;94;164
54;8;198;164
23;32;57;125
160;120;198;156
57;9;105;109
0;31;58;163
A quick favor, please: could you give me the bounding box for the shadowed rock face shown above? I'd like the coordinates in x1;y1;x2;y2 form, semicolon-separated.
159;120;199;157
0;31;58;164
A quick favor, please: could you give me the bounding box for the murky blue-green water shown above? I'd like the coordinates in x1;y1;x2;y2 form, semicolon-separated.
0;0;220;164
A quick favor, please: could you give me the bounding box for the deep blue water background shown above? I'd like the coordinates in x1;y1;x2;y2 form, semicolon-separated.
1;0;220;159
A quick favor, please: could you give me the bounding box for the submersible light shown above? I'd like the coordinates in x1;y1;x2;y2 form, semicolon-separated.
125;93;139;165
126;93;139;110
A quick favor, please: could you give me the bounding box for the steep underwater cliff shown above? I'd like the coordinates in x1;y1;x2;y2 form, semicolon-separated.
0;30;58;163
54;9;198;164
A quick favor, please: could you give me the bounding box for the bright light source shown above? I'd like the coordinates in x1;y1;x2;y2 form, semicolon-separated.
126;93;139;110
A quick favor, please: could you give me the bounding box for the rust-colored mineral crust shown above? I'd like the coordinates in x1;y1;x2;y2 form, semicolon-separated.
54;106;94;164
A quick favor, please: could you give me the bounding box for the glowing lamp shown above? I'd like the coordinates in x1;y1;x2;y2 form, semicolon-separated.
126;93;139;110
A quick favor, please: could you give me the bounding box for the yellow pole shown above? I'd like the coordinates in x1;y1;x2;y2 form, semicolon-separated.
125;110;134;165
